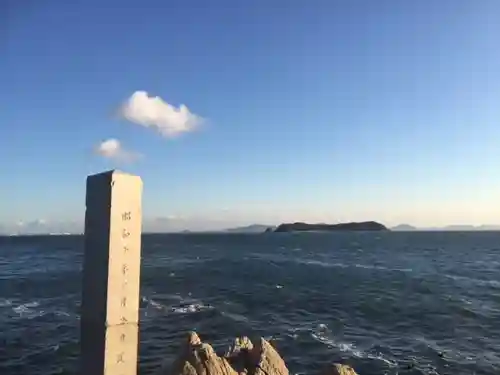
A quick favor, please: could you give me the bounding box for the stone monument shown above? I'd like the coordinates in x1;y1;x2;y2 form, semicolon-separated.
81;170;143;375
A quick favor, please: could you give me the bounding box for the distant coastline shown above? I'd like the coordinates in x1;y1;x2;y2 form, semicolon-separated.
3;222;500;236
273;221;388;233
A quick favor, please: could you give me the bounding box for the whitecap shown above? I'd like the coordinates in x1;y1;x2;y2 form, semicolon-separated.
171;303;213;314
310;324;397;367
354;264;412;273
310;331;363;357
365;353;398;367
141;296;167;311
300;260;349;268
445;274;500;288
0;298;12;307
54;311;70;317
141;294;213;316
221;311;249;323
12;301;45;319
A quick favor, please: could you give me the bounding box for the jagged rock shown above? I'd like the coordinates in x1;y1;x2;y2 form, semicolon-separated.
225;336;254;375
320;364;359;375
250;338;288;375
226;336;254;356
162;333;358;375
165;332;238;375
162;333;288;375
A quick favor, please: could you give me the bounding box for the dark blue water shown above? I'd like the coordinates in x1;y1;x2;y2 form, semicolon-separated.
1;232;499;375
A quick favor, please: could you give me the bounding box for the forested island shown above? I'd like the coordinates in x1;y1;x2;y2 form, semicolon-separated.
273;221;388;233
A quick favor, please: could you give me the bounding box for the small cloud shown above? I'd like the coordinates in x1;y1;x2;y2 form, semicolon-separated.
95;138;141;162
119;91;203;137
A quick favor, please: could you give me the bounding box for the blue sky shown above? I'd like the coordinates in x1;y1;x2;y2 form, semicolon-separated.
2;0;500;232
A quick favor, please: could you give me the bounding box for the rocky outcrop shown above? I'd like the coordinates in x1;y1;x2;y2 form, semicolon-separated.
166;332;237;375
161;332;358;375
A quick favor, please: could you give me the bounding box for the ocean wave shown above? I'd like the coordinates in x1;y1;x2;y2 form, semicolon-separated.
141;295;213;315
141;296;167;311
171;303;213;314
3;233;499;375
310;323;398;368
299;260;349;269
250;254;413;274
444;274;500;289
12;301;42;319
353;263;413;273
220;311;250;323
0;298;12;307
9;300;72;320
295;259;412;273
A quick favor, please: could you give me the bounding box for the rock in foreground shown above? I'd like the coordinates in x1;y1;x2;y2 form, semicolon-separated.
161;332;358;375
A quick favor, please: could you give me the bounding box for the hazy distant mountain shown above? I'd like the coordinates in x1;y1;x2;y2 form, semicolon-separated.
441;225;476;231
476;224;500;231
391;224;500;231
224;224;273;233
391;224;417;231
440;224;500;231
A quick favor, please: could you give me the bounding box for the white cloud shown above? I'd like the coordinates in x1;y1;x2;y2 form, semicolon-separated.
119;91;203;137
95;138;140;162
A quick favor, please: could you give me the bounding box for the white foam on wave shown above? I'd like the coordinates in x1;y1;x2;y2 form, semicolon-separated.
221;311;250;323
171;303;213;314
301;260;349;268
310;323;397;368
311;331;363;357
253;254;412;274
24;301;40;308
10;300;73;320
141;295;213;315
142;296;167;311
0;298;12;307
445;274;500;288
296;259;412;273
12;301;42;319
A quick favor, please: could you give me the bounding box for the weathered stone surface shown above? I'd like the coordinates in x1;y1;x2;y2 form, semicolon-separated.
162;332;358;375
250;338;288;375
225;336;288;375
162;333;289;375
320;363;359;375
166;332;238;375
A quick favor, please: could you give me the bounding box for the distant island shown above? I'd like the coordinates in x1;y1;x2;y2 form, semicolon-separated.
223;224;275;233
391;224;417;231
274;221;388;233
391;224;500;231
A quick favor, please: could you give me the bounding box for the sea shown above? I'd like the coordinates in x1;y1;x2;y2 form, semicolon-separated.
1;232;499;375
